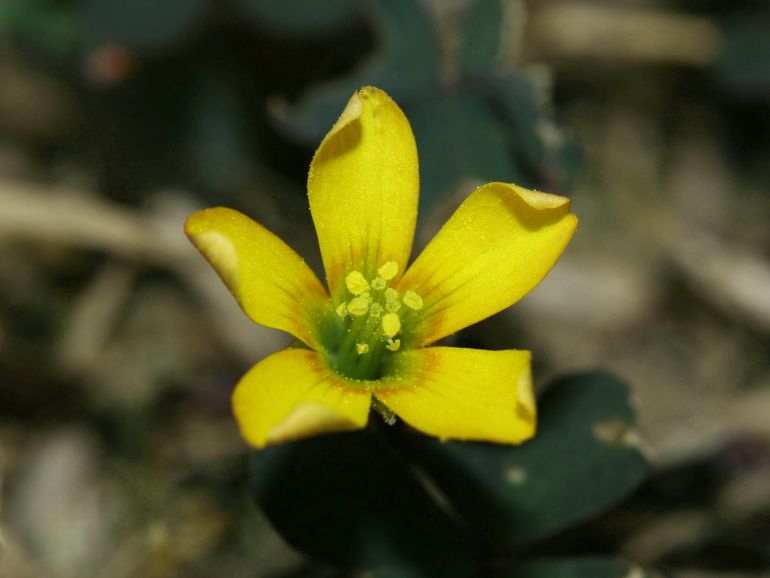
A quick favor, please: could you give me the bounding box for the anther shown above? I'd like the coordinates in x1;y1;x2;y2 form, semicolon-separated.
378;261;399;281
384;288;401;312
345;270;370;296
385;339;401;352
403;290;423;310
356;343;370;355
347;295;370;316
371;277;387;291
335;302;348;318
381;313;401;338
369;302;384;317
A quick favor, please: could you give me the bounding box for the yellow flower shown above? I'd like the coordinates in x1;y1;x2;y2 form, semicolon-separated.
185;86;578;449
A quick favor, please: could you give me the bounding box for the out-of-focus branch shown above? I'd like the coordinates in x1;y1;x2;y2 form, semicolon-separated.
0;177;284;364
0;526;49;578
525;2;720;66
0;178;187;266
668;226;770;334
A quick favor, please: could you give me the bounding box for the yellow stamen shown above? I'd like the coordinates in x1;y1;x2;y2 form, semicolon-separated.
385;339;401;352
403;290;423;310
369;302;384;317
347;295;371;316
384;288;401;312
382;312;401;337
378;261;399;281
371;277;387;291
356;343;369;355
335;302;348;318
345;270;370;296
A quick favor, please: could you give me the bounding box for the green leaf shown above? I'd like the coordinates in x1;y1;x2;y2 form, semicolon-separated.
85;0;205;50
460;0;503;73
715;13;770;95
477;71;581;189
237;0;360;37
183;75;258;192
249;426;472;571
0;0;81;56
408;88;525;217
505;558;648;578
250;372;649;568
411;372;651;550
480;73;547;175
276;0;439;143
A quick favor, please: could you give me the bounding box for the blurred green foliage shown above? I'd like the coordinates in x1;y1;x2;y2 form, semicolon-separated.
281;0;577;214
0;0;575;216
716;13;770;95
85;0;206;50
0;0;81;56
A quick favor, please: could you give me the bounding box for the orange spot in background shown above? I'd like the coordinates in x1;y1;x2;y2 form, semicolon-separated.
86;44;140;85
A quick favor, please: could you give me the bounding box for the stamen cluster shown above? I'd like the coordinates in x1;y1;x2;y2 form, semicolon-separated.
326;261;423;380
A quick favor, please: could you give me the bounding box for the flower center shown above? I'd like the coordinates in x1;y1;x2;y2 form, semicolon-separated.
320;261;423;380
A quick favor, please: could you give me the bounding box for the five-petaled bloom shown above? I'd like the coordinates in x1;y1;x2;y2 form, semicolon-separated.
185;86;577;449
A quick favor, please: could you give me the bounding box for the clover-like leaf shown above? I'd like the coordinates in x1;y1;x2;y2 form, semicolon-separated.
460;0;504;73
249;372;650;568
274;0;438;143
408;88;526;214
410;372;652;550
249;425;472;571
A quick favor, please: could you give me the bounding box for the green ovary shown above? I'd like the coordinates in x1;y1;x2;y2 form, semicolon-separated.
318;261;423;381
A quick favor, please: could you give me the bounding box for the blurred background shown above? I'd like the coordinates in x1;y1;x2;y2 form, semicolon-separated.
1;0;769;576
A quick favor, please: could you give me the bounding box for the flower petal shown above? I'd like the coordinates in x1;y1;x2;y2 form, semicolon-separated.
375;347;535;444
186;207;328;348
400;183;578;346
308;86;419;295
233;348;372;448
